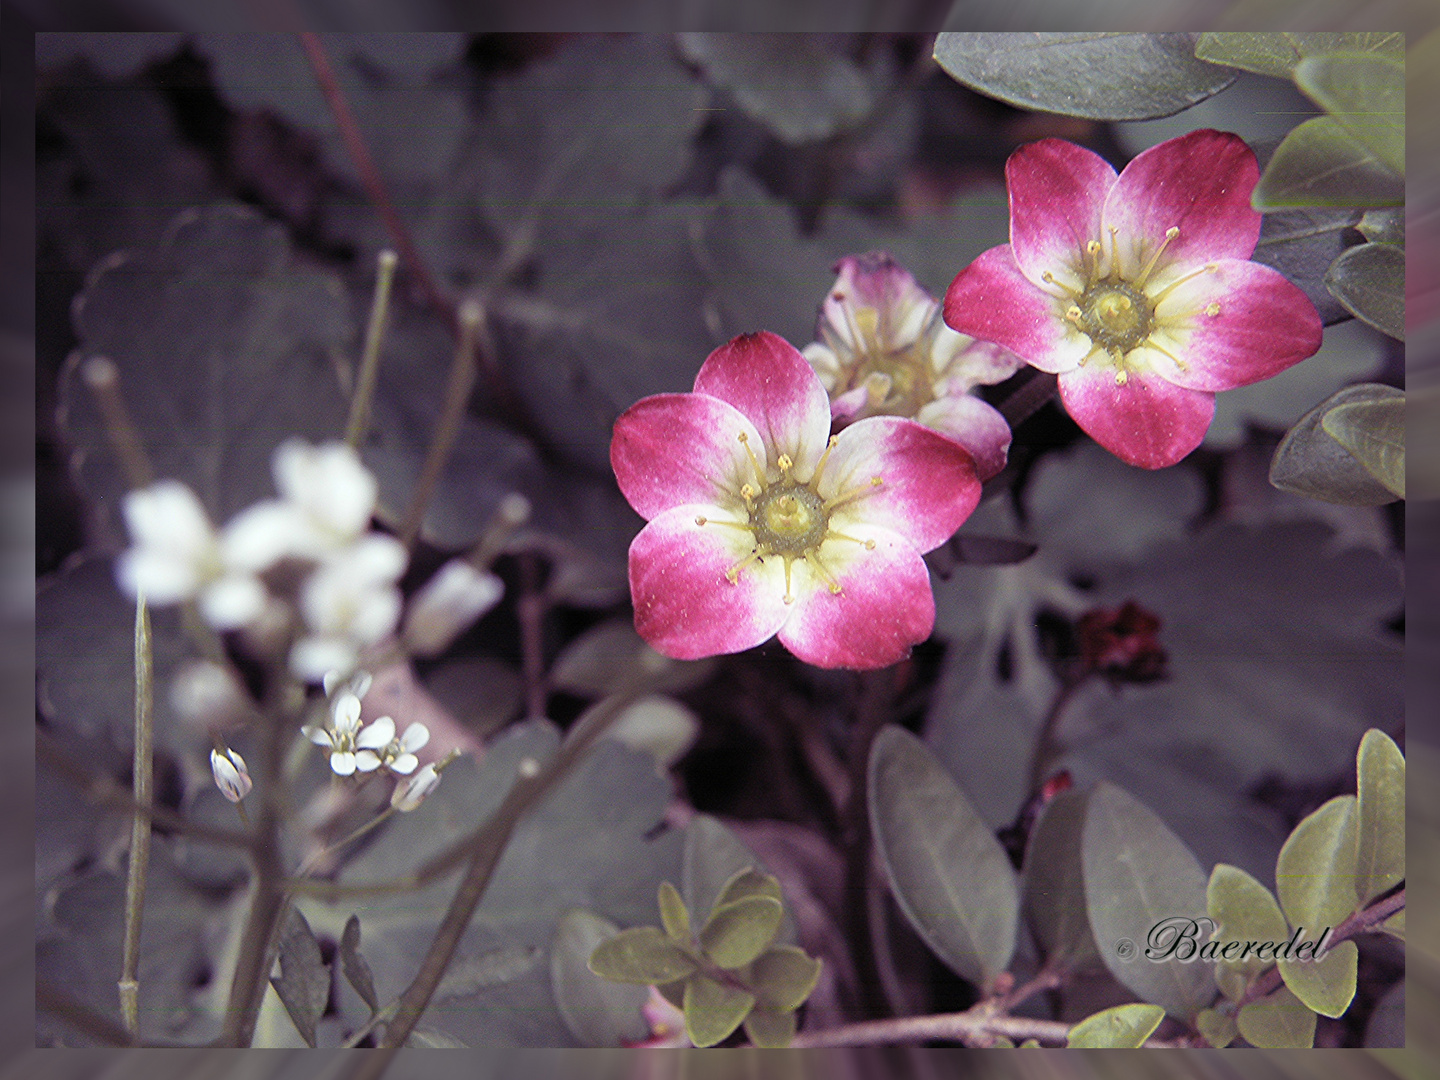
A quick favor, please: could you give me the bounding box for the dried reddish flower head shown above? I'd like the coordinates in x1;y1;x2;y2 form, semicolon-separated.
944;129;1323;469
611;331;981;669
1076;600;1167;686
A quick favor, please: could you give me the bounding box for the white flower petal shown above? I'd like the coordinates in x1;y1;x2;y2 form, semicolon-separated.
210;748;252;802
222;500;312;570
116;549;200;605
390;753;418;775
356;715;395;749
123;480;214;557
330;751;357;776
322;670;344;698
399;723;430;753
347;535;408;585
332;692;363;734
290;636;357;683
350;671;373;701
403;561;505;657
353;750;382;772
391;763;440;811
304;725;334;747
274;439;377;543
351;587;403;646
199;573;267;630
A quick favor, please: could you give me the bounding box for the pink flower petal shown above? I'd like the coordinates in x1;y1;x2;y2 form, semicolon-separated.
1103;129;1261;278
777;525;935;669
611;393;764;520
820;416;980;553
1058;365;1215;469
1007;138;1116;287
629;504;790;661
1146;258;1324;391
692;332;832;473
915;394;1013;481
944;246;1092;373
822;253;937;350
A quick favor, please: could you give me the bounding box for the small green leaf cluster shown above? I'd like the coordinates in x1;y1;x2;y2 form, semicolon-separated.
587;870;822;1047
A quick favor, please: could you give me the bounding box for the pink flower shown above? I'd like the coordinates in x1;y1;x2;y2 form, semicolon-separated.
803;253;1024;480
611;331;980;670
943;129;1323;469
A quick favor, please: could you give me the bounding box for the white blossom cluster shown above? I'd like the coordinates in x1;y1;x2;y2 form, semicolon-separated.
116;439;407;682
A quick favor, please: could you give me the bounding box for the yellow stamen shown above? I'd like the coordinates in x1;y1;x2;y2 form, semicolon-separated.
782;559;795;604
1205;302;1221;317
776;454;793;474
1143;337;1187;370
737;431;766;483
1148;264;1217;307
1042;270;1080;300
695;515;706;526
826;531;877;549
1135;226;1180;288
1077;342;1106;368
823;475;883;511
740;483;756;504
808;555;843;595
1065;305;1084;326
811;435;839;487
725;549;762;584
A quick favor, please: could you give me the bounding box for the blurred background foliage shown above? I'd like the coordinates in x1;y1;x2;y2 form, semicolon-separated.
27;22;1421;1063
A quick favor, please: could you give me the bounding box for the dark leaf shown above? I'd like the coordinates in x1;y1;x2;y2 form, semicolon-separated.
1252;116;1403;209
270;909;330;1048
1250;205;1360;326
339;915;378;1014
1325;241;1405;340
1270;383;1403;506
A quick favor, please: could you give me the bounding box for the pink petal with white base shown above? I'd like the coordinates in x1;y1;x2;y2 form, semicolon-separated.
1149;258;1323;392
944;246;1092;373
692;332;832;472
1103;129;1261;278
915;395;1013;481
1006;138;1116;287
778;525;935;669
612;393;764;520
821;416;980;553
1058;365;1215;470
629;504;791;661
825;253;936;349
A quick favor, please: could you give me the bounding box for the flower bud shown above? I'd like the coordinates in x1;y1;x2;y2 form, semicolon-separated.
391;762;441;812
402;560;504;657
171;660;250;730
210;748;252;802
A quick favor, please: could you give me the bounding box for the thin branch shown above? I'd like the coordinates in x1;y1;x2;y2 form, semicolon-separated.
82;356;153;490
345;249;399;448
119;596;154;1037
518;551;548;720
296;32;455;330
1025;671;1088;795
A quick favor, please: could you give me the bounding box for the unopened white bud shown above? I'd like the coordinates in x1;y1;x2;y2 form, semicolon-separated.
498;493;531;527
171;660;250;729
517;756;541;779
210;748;252;802
402;560;505;657
391;762;441;812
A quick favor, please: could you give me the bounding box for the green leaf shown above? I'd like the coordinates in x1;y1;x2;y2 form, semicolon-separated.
551;910;651;1047
1207;863;1289;996
677;33;875;145
1270;384;1404;506
605;696;701;772
339;915;378;1014
1082;782;1213;1020
683;974;755;1048
1197;1007;1238;1048
587;926;697;985
1250;206;1361;325
713;868;785;912
1238;985;1317;1048
1323;392;1406;498
269;909;330;1048
433;945;540;1001
933;32;1235;120
1325;241;1405;340
658;881;692;944
1195;32;1404;79
1355;729;1406;904
1359;208;1405;245
1021;788;1101;971
699;896;784;969
1066;1003;1166;1047
1252;116;1403;209
742;1007;797;1048
1280;939;1359;1018
1275;794;1360;933
868;725;1019;988
1381;910;1404;941
1295;53;1404;175
549;620;713;698
748;946;823;1013
681;816;794;948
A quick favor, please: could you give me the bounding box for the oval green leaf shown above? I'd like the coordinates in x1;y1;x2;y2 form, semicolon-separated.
1067;1003;1165;1048
742;1006;797;1048
1323;393;1405;498
1280;939;1359;1018
1270;385;1403;506
1359;208;1405;245
1197;1006;1238;1048
1275;794;1360;933
1325;242;1405;341
1238;985;1317;1048
1295;53;1404;175
1252;116;1403;210
748;945;823;1013
658;881;691;943
1355;729;1406;904
933;32;1235;121
1022;788;1100;971
699;895;784;969
551;910;651;1047
1081;782;1213;1019
713;867;784;911
868;725;1019;988
683;973;755;1048
587;926;697;985
1195;32;1404;80
1208;863;1289;994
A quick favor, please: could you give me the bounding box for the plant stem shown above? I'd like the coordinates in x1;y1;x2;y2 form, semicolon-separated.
998;369;1058;429
82;355;153;490
1025;672;1088;795
345;249;398;448
296;32;455;330
118;595;153;1037
399;300;482;552
518;551;548;719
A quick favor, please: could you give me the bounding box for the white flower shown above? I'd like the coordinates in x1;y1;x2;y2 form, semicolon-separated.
391;762;441;811
356;716;430;774
322;668;373;702
210;748;252;802
116;480;266;629
402;559;505;657
223;440;380;571
171;660;250;729
289;535;408;682
304;691;391;777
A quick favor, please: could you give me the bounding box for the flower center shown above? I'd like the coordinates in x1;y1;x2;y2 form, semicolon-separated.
1078;283;1152;351
694;434;882;604
839;306;937;417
